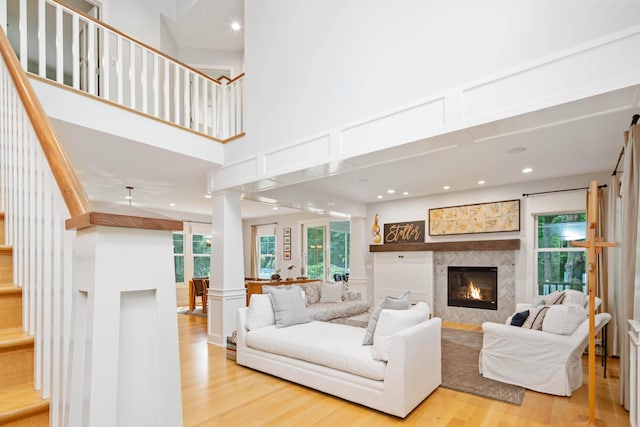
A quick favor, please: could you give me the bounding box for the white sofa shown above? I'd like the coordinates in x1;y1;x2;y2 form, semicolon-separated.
236;307;442;418
479;307;611;396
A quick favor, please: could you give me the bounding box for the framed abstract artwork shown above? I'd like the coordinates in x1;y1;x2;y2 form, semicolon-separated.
429;199;520;236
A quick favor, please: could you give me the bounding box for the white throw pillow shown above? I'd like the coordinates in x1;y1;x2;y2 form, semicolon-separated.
320;281;343;303
245;294;275;331
264;285;311;328
362;291;411;345
542;303;587;335
372;302;430;361
562;289;586;307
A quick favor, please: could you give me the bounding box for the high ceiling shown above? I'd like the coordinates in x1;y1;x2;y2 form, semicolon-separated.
46;1;640;222
162;0;244;52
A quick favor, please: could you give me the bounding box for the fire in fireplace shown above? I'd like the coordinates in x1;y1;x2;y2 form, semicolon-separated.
447;266;497;310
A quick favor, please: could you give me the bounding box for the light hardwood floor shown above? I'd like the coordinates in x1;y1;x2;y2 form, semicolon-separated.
178;314;629;426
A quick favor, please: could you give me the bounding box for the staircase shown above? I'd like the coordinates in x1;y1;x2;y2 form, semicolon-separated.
0;213;49;426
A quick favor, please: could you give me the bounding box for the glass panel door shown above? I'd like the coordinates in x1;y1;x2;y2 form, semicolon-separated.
329;221;350;281
306;226;325;279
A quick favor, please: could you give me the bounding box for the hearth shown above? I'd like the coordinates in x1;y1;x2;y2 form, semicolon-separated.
447;266;497;310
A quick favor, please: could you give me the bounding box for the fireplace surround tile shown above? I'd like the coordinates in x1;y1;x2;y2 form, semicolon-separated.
434;251;515;324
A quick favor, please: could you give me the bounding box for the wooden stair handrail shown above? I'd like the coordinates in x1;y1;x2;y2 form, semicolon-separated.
0;26;90;217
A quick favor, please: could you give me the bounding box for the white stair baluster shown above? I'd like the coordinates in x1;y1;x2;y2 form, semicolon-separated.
38;0;46;78
72;14;79;89
56;6;63;84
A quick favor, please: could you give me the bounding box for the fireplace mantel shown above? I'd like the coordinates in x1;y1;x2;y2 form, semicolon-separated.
369;239;520;252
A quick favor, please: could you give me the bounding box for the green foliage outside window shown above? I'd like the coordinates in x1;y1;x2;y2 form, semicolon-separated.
192;234;212;255
259;235;276;278
306;222;350;280
173;233;184;254
536;213;586;295
173;233;184;283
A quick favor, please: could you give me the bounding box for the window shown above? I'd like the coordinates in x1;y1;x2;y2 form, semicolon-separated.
330;221;350;279
535;213;586;296
192;234;211;278
258;235;276;279
173;233;184;283
304;220;350;281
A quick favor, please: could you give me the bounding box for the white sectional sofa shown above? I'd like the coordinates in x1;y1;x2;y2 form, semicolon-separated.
236;303;442;418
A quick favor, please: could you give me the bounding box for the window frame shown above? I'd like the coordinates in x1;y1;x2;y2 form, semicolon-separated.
534;211;587;297
257;234;276;279
301;219;351;281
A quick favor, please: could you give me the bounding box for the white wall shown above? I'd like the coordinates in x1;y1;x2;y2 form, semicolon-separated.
231;0;638;163
179;48;245;78
102;0;176;49
365;172;610;307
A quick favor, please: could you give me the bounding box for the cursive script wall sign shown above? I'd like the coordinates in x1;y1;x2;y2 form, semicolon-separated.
384;221;425;244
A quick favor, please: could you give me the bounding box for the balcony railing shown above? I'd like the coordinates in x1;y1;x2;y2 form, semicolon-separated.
0;0;243;141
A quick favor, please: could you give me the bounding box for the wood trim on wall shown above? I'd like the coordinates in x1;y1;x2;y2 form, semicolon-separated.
369;239;520;252
66;212;183;231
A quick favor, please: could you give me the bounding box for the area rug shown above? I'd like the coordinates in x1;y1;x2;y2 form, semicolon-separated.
177;307;207;318
441;328;525;405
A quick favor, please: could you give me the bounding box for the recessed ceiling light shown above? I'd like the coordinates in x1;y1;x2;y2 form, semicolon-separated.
204;194;212;199
403;191;409;196
272;206;278;211
169;203;176;207
387;189;395;194
522;167;533;174
377;195;383;199
443;185;450;190
477;180;486;185
231;22;241;31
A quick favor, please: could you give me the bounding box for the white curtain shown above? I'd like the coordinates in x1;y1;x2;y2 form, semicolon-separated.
620;124;640;410
249;225;258;278
607;174;621;357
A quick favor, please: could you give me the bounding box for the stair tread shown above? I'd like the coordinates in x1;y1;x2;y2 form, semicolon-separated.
0;329;33;349
0;382;48;424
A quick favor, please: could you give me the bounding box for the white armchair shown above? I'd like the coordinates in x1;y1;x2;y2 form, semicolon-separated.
479;311;611;396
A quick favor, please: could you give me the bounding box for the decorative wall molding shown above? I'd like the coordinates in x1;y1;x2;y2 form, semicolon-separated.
213;26;640;193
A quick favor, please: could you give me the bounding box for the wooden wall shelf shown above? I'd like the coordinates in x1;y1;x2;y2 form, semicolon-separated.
369;239;520;252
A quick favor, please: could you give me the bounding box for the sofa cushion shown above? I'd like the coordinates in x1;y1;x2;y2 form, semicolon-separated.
542;303;587;335
522;305;550;330
299;282;321;305
306;300;371;322
246;294;275;330
372;302;430;361
562;290;587;307
320;281;343;303
264;285;311;328
362;291;411;345
544;291;566;305
245;321;387;381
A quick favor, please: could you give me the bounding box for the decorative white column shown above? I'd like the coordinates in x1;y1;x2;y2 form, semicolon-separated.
630;320;640;427
208;190;246;346
348;216;369;302
66;220;183;427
